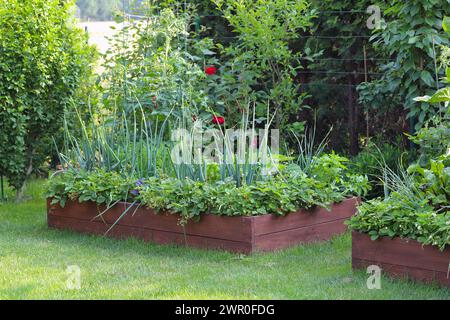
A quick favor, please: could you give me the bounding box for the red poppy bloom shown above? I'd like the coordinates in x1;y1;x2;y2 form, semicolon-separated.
212;115;225;125
205;65;217;75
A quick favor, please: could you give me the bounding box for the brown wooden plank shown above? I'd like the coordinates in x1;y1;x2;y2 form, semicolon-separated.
48;200;253;242
181;214;253;243
254;218;348;252
48;213;150;239
48;214;253;254
101;205;253;243
352;232;450;273
353;258;450;288
47;199;100;220
252;197;359;236
47;198;359;254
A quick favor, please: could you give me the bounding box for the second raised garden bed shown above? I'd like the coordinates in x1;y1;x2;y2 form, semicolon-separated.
47;197;359;254
352;231;450;288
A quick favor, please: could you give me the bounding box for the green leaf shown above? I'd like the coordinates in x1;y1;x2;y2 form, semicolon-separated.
443;16;450;35
420;70;435;87
428;87;450;103
201;49;216;56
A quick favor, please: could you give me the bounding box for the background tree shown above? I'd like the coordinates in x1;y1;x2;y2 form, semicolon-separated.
76;0;123;21
211;0;314;138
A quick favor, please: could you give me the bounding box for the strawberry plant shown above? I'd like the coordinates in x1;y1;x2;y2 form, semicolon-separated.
347;154;450;250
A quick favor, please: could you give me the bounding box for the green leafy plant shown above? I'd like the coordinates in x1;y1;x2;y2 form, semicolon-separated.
409;119;450;162
358;1;450;131
350;139;412;199
407;157;450;212
46;169;135;208
414;14;450;107
410;17;450;162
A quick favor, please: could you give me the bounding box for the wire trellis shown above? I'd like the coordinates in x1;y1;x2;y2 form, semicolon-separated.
119;8;392;56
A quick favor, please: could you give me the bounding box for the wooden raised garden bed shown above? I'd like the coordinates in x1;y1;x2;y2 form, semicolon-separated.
47;197;359;254
352;231;450;288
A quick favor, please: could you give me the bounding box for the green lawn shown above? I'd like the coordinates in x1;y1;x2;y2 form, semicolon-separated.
0;180;448;300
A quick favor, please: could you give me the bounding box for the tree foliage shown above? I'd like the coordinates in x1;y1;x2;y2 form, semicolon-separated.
212;0;314;135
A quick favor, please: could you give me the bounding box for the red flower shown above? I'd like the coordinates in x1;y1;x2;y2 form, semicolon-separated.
212;115;225;125
192;115;197;122
205;65;217;75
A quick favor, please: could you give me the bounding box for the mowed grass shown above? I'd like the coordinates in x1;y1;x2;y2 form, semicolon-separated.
0;180;449;300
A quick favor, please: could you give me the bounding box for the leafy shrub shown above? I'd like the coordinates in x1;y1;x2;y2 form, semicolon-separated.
408;157;450;211
0;0;97;196
209;0;313;135
358;1;450;130
409;119;450;162
407;17;450;163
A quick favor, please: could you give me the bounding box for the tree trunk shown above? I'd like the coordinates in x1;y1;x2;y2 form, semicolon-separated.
15;157;33;202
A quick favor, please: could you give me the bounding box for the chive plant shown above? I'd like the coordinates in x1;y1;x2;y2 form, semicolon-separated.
169;104;279;186
59;103;168;180
292;126;330;174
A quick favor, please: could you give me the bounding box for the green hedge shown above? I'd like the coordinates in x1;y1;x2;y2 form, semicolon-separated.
0;0;96;194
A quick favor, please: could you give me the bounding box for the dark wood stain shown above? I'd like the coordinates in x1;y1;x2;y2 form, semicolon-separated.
352;231;450;288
